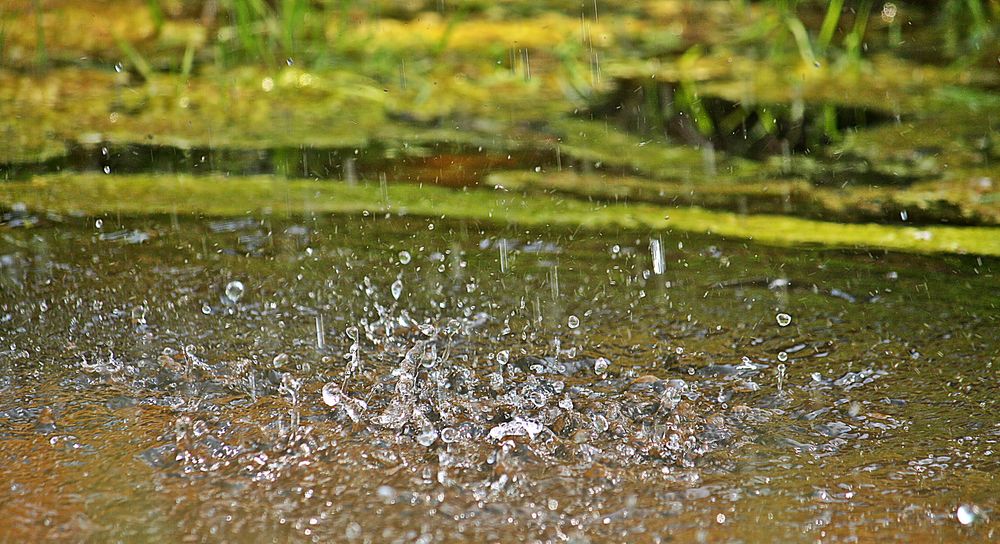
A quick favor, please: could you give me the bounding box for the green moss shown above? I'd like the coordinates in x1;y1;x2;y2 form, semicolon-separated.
3;173;998;256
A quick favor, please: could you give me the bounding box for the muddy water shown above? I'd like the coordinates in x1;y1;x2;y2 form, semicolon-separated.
0;214;995;542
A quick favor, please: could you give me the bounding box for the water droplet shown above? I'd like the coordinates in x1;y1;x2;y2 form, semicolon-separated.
594;357;610;374
418;324;436;336
114;62;124;73
496;350;510;365
776;313;792;327
95;219;103;229
416;428;438;446
321;382;342;407
391;279;403;300
956;504;980;525
567;315;580;329
558;397;573;410
777;351;788;362
398;251;411;265
272;353;289;368
103;166;111;174
225;280;245;303
201;304;212;315
716;513;726;524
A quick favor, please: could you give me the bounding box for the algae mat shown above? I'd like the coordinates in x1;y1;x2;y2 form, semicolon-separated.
3;174;999;257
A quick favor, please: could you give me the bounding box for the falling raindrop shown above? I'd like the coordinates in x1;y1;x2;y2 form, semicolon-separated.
650;238;665;275
777;351;788;362
499;239;509;273
316;315;326;349
567;315;580;329
95;219;104;229
776;313;792;327
225;280;245;303
103;166;111;174
391;279;403;300
398;251;411;265
201;304;212;315
776;363;787;392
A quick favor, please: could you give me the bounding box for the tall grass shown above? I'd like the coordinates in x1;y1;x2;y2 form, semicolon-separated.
32;0;46;69
222;0;313;65
941;0;997;59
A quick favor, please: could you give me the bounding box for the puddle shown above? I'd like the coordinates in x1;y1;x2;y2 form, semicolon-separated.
0;215;997;541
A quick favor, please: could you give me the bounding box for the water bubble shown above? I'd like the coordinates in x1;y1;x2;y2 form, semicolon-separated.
201;304;212;315
775;313;792;327
777;351;788;362
398;251;411;265
567;315;580;329
418;324;436;336
594;357;610;374
376;485;397;502
95;219;104;229
440;427;459;443
558;397;573;410
391;279;403;301
321;382;342;407
225;280;245;303
272;353;289;368
496;350;510;365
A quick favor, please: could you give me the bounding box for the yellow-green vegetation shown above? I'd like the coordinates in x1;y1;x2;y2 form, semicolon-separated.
3;174;999;256
489;169;1000;226
1;0;997;254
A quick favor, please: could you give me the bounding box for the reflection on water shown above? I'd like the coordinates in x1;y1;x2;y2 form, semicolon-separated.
0;215;995;542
